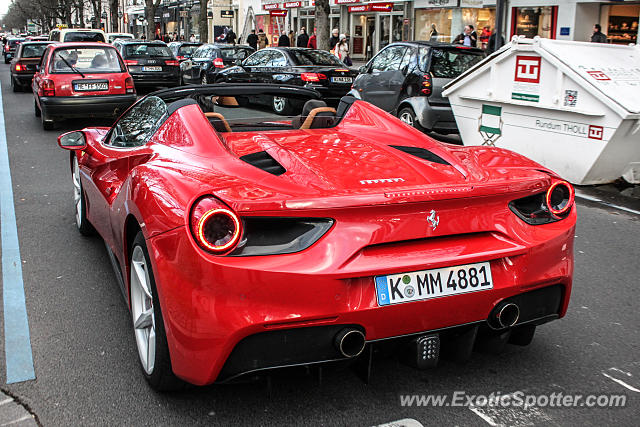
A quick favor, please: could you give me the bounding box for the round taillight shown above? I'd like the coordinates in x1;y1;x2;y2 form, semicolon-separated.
190;197;242;254
546;181;574;217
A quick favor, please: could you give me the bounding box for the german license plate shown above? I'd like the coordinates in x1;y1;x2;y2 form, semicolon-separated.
142;66;162;72
375;262;493;306
74;81;108;91
331;76;352;83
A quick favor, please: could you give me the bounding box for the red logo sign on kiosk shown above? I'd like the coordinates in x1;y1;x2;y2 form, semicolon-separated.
269;9;288;16
514;56;541;83
263;3;280;10
336;0;360;4
588;125;604;140
586;70;611;81
283;1;301;7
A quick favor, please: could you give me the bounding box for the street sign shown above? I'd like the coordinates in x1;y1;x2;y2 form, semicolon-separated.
221;10;234;18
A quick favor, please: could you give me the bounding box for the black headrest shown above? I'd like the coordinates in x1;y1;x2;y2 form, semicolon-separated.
301;99;327;117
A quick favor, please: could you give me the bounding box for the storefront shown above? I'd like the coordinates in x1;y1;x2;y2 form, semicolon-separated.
297;1;342;35
413;0;496;47
511;6;557;39
601;2;639;44
348;2;407;60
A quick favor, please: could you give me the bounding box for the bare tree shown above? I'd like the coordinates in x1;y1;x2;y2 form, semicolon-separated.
198;0;208;43
145;0;162;39
110;0;119;32
315;0;330;50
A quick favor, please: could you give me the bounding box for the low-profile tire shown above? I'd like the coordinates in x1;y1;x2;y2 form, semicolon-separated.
272;96;293;115
130;231;186;391
72;156;95;236
41;108;55;130
398;107;426;132
4;57;9;64
34;99;41;117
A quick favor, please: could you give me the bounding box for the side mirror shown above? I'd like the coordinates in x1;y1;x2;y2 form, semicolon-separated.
58;131;87;150
358;65;368;74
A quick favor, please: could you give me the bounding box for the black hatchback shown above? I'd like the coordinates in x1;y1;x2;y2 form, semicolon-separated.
350;41;484;134
113;40;180;89
4;38;25;64
216;47;358;114
180;44;254;85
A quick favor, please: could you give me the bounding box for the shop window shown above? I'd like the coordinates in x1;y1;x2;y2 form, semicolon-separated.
415;8;453;43
606;4;639;44
512;6;558;39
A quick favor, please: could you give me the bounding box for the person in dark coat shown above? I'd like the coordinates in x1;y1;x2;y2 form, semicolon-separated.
278;32;290;46
329;28;340;52
226;29;237;45
591;24;608;43
453;25;477;47
486;31;505;55
246;29;258;50
296;27;309;48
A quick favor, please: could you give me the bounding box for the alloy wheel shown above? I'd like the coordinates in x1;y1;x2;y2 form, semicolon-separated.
273;96;286;113
130;246;156;375
399;111;414;127
201;74;207;85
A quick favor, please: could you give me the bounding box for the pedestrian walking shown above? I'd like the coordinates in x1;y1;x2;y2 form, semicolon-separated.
297;27;309;48
335;34;351;65
486;30;504;55
246;29;258;50
227;28;237;45
453;25;477;47
591;24;608;43
257;29;269;49
278;32;290;46
329;29;340;53
307;28;317;49
429;24;438;42
189;33;196;42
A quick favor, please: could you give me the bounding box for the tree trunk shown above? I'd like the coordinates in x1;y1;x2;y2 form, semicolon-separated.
111;0;119;32
315;0;330;50
145;0;161;40
198;0;208;43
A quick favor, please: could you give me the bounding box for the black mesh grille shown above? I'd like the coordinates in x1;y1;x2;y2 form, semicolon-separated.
240;151;286;176
389;145;450;165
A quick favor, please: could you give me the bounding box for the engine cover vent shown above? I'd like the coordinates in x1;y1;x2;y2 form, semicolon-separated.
389;145;450;165
240;151;286;176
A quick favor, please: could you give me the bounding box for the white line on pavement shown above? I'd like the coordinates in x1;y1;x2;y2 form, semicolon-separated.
602;372;640;393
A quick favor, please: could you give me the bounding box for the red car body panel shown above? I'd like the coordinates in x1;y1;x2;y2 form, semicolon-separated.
72;98;575;385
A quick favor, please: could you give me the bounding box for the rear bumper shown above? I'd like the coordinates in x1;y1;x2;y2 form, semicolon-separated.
130;72;180;87
146;204;575;386
400;96;458;133
13;72;35;86
39;94;137;119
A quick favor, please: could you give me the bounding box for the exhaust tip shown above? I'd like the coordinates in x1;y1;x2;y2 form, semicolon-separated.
495;302;520;328
334;328;366;358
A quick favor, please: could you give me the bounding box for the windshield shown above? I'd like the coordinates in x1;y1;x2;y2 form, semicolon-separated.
219;47;253;61
422;48;483;78
51;47;123;73
288;50;343;66
178;45;200;56
63;32;106;43
108;34;133;43
21;44;49;58
125;44;173;57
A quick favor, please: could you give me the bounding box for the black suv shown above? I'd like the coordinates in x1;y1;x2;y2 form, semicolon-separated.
180;44;254;85
350;41;484;134
113;39;180;89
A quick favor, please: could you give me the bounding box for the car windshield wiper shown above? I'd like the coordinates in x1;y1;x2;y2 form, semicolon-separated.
56;52;85;78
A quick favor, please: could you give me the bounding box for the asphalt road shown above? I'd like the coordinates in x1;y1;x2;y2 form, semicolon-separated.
0;67;638;426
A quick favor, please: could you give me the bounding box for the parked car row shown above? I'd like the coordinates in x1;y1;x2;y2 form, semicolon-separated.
3;34;485;135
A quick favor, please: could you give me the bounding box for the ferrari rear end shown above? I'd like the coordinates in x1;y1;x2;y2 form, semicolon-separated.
148;153;575;386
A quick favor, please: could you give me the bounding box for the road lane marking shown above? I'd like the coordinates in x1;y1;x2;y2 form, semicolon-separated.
468;390;555;427
602;371;640;393
0;82;36;383
575;190;640;216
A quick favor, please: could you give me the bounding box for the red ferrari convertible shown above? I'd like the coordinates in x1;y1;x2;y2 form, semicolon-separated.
58;84;576;390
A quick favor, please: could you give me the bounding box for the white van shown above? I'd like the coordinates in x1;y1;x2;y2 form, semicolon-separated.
106;32;134;43
49;28;106;43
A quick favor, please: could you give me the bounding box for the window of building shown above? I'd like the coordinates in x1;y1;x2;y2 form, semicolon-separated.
512;6;558;39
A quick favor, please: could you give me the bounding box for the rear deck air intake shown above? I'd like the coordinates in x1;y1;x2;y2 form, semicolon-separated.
389;145;450;165
240;151;286;176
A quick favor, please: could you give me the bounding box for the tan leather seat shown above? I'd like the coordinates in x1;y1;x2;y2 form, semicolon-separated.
292;99;337;129
205;112;232;133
